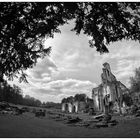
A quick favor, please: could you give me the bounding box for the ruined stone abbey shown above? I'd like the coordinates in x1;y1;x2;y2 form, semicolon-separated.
62;62;129;114
92;62;129;114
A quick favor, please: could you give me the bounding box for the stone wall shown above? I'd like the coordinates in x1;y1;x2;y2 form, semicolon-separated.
92;62;129;114
61;101;86;113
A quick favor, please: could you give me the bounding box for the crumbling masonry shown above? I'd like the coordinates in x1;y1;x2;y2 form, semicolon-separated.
92;62;129;114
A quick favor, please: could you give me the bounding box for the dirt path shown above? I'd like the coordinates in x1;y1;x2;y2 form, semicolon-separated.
0;113;140;138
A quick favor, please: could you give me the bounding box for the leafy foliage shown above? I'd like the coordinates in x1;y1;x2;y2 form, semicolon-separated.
61;93;87;103
74;94;86;101
42;102;61;109
1;2;140;81
0;2;77;81
61;98;67;103
122;93;133;106
0;80;42;106
72;2;140;53
130;67;140;93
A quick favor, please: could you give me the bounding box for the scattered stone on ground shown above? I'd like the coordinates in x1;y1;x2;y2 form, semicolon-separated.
75;121;90;127
1;101;140;130
135;110;140;117
47;110;119;129
35;110;46;117
0;101;31;115
92;114;104;119
66;116;82;124
95;121;108;128
107;120;118;126
102;114;112;123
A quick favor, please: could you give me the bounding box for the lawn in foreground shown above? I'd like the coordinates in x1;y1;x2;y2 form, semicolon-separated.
0;112;140;138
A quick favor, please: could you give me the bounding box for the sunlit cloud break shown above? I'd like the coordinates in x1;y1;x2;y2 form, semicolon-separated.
8;22;140;103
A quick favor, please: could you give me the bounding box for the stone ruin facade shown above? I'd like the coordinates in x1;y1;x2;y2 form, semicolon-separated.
61;96;94;113
62;101;86;113
61;62;129;114
92;62;129;114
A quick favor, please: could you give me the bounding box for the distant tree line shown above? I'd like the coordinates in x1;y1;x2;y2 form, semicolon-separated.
0;80;42;107
42;102;61;109
61;94;93;103
1;66;140;108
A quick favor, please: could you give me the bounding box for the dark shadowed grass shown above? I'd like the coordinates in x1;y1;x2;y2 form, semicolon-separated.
0;112;140;138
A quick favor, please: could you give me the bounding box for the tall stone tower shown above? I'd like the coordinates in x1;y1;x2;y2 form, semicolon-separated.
92;62;129;114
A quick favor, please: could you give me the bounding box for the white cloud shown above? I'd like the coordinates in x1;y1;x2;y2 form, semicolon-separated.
10;78;96;103
8;22;140;103
110;42;140;83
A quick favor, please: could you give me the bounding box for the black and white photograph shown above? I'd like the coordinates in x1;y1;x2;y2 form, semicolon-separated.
0;1;140;138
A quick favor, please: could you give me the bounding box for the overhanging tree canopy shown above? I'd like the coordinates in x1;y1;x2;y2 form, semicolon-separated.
1;2;140;82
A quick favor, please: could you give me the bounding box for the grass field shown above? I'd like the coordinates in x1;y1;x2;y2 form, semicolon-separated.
0;111;140;138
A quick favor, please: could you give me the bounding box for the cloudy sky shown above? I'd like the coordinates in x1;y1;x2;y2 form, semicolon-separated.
9;21;140;103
